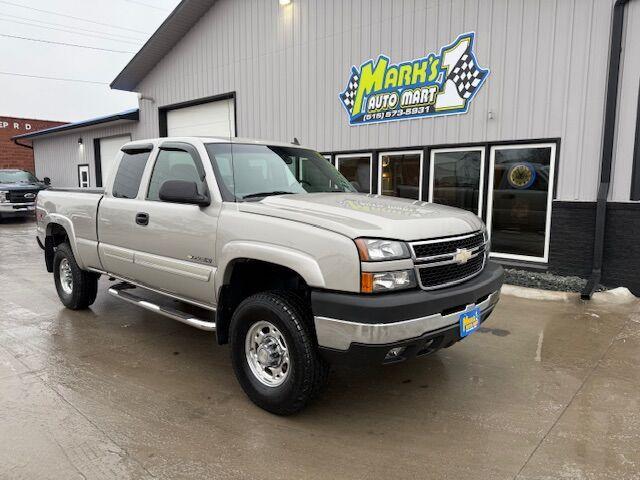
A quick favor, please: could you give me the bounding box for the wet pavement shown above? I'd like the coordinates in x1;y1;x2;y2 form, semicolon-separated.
1;217;639;480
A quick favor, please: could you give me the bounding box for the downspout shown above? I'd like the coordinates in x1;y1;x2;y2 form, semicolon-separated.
12;138;33;150
581;0;632;299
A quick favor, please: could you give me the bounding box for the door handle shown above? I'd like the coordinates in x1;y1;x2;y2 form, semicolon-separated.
135;212;149;226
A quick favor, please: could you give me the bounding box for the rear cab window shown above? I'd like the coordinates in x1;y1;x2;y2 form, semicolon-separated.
111;149;152;199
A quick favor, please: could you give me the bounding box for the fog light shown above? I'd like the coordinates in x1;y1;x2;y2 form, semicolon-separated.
385;346;406;360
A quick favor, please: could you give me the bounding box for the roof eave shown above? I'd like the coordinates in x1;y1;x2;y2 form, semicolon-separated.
110;0;216;92
12;109;139;141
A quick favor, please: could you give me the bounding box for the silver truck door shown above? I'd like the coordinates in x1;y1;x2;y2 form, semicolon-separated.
98;142;220;308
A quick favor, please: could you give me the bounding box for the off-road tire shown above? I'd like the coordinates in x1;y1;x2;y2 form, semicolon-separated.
53;243;99;310
230;291;330;415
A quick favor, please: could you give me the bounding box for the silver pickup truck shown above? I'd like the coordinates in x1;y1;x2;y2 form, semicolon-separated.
36;137;503;415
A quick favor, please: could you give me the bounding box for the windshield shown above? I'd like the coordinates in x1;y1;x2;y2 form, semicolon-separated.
205;143;356;201
0;170;39;184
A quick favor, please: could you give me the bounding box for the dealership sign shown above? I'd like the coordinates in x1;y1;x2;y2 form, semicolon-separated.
339;32;489;126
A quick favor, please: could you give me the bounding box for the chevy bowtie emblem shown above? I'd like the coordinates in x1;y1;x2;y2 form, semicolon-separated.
454;248;472;264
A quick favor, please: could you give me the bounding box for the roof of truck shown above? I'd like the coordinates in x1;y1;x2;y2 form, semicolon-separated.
123;137;310;149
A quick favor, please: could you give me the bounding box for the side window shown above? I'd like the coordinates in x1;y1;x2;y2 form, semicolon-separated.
112;150;150;199
147;149;206;201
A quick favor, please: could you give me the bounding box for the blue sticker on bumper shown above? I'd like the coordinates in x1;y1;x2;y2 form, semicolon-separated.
460;307;481;337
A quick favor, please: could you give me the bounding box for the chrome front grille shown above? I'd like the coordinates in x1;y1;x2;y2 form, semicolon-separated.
8;190;39;203
410;231;487;290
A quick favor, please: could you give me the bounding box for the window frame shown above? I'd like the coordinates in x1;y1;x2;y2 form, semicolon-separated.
377;150;424;200
486;142;557;263
428;146;486;217
335;153;373;193
145;142;210;204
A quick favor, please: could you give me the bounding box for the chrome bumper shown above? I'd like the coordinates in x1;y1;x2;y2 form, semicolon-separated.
0;202;35;213
314;289;500;351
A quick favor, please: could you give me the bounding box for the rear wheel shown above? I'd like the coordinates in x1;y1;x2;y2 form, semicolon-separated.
230;291;330;415
53;243;99;310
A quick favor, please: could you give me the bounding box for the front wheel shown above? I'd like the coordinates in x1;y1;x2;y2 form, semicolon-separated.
53;243;99;310
230;291;330;415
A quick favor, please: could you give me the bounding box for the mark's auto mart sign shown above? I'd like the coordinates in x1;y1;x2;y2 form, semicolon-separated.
339;32;489;126
0;119;33;131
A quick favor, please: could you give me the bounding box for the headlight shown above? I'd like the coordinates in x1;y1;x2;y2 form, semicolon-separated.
361;269;416;293
0;191;8;203
355;238;410;261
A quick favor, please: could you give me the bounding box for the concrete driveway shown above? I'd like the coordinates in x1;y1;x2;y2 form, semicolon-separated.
1;218;639;480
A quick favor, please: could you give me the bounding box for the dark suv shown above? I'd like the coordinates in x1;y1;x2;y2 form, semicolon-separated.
0;169;48;220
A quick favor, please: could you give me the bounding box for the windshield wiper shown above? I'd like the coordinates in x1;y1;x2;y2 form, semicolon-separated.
242;191;295;200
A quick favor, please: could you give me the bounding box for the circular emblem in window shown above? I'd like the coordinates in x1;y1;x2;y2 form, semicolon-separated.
507;162;536;189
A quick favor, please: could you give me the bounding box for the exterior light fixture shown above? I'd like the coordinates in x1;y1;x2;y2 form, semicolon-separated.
77;137;83;145
279;0;291;5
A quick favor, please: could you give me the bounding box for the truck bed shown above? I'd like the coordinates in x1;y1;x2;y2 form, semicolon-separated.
36;188;104;270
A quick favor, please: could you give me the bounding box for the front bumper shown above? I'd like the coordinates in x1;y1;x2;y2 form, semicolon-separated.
312;262;504;363
0;202;35;216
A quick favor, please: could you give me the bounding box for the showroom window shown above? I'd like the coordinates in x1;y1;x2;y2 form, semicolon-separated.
429;147;485;216
335;154;372;193
486;143;557;262
379;151;423;200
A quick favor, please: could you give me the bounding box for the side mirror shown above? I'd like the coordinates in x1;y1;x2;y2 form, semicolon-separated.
43;177;51;186
159;180;210;206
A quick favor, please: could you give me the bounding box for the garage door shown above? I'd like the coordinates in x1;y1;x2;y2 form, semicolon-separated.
166;98;235;137
98;134;131;187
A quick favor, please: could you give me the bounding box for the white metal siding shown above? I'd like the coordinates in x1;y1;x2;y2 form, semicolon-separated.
129;0;635;202
611;0;640;202
33;124;134;188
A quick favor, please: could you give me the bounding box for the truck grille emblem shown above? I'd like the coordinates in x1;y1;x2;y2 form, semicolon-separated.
453;248;473;264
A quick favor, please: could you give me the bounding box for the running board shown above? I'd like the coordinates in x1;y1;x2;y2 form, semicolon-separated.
108;283;216;332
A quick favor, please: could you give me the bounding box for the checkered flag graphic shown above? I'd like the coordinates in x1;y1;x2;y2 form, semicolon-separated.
340;68;359;113
447;47;487;99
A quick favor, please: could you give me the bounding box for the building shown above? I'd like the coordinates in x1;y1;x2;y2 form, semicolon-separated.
14;0;640;295
13;109;139;188
1;116;65;172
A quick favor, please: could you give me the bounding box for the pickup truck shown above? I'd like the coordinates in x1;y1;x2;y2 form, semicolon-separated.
36;137;503;415
0;169;48;220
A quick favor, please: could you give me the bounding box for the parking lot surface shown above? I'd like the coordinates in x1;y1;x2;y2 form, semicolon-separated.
1;218;639;480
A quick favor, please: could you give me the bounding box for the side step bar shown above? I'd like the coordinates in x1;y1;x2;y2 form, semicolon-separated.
108;283;216;332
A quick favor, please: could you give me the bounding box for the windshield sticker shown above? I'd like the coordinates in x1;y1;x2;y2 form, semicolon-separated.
339;32;488;126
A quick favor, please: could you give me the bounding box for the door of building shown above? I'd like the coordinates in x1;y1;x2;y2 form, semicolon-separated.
166;98;235;138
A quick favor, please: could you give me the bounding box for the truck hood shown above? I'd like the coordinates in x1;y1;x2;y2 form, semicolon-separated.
0;182;44;190
238;193;484;241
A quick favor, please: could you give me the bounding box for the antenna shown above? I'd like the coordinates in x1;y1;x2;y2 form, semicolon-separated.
292;137;300;145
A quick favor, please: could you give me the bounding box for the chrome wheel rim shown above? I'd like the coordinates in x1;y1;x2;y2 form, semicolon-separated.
245;320;290;387
59;258;73;295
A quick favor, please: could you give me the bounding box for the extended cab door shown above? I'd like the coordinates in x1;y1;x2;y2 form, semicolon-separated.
98;141;220;308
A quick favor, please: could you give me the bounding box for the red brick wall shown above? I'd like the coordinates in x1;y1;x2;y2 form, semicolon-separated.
0;117;66;173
